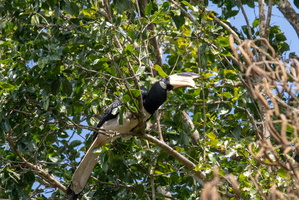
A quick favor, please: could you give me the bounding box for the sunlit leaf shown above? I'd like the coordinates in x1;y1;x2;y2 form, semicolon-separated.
154;65;168;77
216;36;230;47
49;155;59;163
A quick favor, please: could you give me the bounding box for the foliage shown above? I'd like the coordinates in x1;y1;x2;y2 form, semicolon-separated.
0;0;298;199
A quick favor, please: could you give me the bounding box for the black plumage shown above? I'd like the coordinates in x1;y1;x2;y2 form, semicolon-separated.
143;81;168;114
96;99;122;128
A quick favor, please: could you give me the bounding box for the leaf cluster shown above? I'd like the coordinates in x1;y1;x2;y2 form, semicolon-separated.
0;0;298;199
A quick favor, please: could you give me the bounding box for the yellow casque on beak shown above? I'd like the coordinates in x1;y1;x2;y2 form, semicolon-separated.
168;72;200;89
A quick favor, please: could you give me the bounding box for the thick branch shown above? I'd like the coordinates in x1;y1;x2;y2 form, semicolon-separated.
277;0;299;38
181;110;201;143
258;0;267;38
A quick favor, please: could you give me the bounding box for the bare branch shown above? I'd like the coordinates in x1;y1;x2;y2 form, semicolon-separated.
231;36;299;197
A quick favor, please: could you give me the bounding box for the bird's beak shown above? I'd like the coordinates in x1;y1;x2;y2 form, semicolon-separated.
168;72;200;89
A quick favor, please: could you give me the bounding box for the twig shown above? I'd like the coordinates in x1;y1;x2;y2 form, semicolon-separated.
237;0;253;39
265;0;273;38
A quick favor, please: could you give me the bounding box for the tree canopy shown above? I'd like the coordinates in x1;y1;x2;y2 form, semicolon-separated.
1;0;299;199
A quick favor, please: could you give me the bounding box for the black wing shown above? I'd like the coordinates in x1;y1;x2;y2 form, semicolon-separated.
97;88;148;128
93;88;148;138
140;87;148;100
96;99;123;128
92;99;122;140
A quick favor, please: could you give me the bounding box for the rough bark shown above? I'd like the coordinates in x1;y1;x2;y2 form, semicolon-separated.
277;0;299;38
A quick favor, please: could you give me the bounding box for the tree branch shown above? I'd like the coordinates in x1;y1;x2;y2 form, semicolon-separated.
237;0;253;39
181;111;201;144
141;134;206;185
258;0;267;38
277;0;299;38
6;136;67;193
168;0;241;44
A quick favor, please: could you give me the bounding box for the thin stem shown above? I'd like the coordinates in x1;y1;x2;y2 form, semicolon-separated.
237;0;253;39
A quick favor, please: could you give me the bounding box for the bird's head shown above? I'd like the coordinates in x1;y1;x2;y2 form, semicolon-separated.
144;72;200;114
159;72;200;90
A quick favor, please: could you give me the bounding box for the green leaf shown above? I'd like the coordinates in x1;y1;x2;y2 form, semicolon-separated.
152;16;170;24
0;82;15;91
252;19;259;28
65;0;79;16
226;10;239;18
216;36;230;47
2;120;11;132
154;170;167;176
130;88;142;98
223;69;237;77
276;33;287;41
206;132;220;147
246;0;255;8
51;79;61;95
124;44;135;54
92;147;102;154
219;92;233;98
136;65;145;74
171;12;185;29
38;57;49;68
31;15;40;25
62;79;73;96
294;0;299;9
145;1;153;16
181;1;194;10
70;140;82;148
49;155;59;162
279;42;290;52
122;94;131;103
135;184;145;197
43;98;50;110
154;65;168;77
277;168;289;178
118;106;125;125
49;53;61;61
220;49;232;56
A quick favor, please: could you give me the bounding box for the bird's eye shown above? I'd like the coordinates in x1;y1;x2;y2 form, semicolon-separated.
163;77;169;83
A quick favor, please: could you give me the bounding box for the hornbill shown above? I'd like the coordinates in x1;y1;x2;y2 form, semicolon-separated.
67;72;199;199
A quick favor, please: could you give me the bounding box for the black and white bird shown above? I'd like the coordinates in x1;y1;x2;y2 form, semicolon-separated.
67;72;199;199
